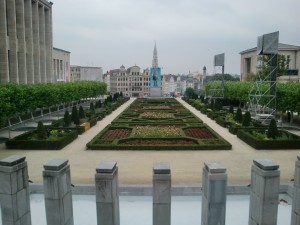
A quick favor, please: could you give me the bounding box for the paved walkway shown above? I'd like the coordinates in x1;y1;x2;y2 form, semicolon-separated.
0;98;299;185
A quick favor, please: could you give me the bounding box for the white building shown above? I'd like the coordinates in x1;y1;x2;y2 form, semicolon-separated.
70;66;103;82
240;43;300;82
53;47;70;82
109;65;150;97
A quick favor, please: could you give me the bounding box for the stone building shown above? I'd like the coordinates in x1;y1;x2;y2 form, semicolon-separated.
53;47;70;82
70;66;103;82
0;0;53;84
109;65;150;97
240;43;300;82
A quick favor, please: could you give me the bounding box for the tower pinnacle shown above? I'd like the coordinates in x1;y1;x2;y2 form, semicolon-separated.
152;42;158;68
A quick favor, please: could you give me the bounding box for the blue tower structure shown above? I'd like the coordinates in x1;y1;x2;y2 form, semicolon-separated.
150;42;162;96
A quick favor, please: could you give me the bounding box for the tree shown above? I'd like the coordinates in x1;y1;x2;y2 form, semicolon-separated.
37;121;47;139
90;102;95;113
120;91;123;97
235;107;243;123
185;87;198;99
79;106;85;119
71;106;80;125
267;118;278;139
229;105;234;114
208;73;240;81
257;54;290;79
242;111;251;127
64;111;71;127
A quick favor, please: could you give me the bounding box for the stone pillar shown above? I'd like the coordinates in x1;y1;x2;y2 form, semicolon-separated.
153;162;171;225
95;161;120;225
6;0;19;83
0;155;32;225
16;0;27;84
39;4;46;83
45;7;52;83
201;161;227;225
32;1;40;83
291;156;300;225
43;159;74;225
24;0;34;84
248;159;280;225
0;0;9;83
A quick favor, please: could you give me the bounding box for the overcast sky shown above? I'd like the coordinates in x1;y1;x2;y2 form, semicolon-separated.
52;0;300;75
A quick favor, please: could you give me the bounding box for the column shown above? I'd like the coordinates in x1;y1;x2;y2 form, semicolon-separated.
24;0;34;84
95;161;120;225
45;6;53;83
32;1;40;83
43;159;74;225
201;161;227;225
248;159;280;225
0;0;9;82
153;162;171;225
39;4;46;83
291;156;300;225
0;155;32;225
16;0;27;83
6;0;19;83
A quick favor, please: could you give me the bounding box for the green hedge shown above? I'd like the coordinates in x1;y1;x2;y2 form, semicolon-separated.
6;129;78;150
237;129;300;149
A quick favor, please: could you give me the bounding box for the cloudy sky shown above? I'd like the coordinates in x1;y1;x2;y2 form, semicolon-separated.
52;0;300;75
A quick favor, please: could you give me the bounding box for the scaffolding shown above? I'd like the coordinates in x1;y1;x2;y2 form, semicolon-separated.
248;31;279;124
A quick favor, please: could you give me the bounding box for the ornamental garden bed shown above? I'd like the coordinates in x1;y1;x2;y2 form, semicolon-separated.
6;128;78;150
87;98;231;150
237;128;300;149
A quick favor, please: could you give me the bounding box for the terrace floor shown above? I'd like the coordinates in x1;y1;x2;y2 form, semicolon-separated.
0;97;299;185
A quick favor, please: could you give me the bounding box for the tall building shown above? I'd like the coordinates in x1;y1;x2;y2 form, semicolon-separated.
150;42;162;96
0;0;53;84
70;66;103;82
240;43;300;82
53;47;70;82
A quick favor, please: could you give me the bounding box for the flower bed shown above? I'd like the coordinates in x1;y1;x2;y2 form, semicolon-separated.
101;128;131;140
134;125;181;137
184;127;215;139
140;112;174;118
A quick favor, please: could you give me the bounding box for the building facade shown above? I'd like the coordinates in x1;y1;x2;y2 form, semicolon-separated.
240;43;300;82
70;66;103;82
0;0;53;83
53;47;70;82
109;65;150;97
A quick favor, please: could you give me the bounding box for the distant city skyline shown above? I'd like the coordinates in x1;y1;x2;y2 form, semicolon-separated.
52;0;300;75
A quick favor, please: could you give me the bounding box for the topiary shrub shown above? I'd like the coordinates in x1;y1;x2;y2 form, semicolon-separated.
79;106;85;119
37;121;47;139
229;105;234;114
90;102;95;113
64;111;71;127
242;111;252;127
235;107;243;123
71;106;80;125
267;118;278;139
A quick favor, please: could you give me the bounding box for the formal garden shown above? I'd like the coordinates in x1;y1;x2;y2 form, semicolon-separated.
183;81;300;150
2;81;130;150
86;98;232;150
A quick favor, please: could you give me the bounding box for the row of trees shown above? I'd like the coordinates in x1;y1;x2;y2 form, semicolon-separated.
0;81;107;127
205;81;300;113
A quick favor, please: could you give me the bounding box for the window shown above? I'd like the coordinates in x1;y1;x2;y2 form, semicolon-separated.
287;55;290;69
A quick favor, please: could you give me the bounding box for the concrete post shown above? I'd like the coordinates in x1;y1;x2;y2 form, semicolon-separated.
201;161;227;225
32;1;40;83
248;159;280;225
43;159;74;225
38;5;46;83
0;155;32;225
153;162;171;225
45;7;53;83
95;161;120;225
291;156;300;225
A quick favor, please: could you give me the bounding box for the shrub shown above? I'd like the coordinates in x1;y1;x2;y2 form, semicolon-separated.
229;105;234;114
79;106;85;119
267;118;278;139
37;121;47;139
71;106;80;125
242;111;251;127
235;107;243;123
64;111;71;127
90;102;95;113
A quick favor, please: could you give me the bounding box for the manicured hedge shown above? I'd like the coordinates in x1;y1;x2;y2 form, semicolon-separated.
6;129;78;150
237;129;300;149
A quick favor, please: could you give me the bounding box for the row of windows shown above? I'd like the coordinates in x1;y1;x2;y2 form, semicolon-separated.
117;77;150;82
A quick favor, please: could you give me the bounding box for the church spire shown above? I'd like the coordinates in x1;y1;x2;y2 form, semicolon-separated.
152;41;158;68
